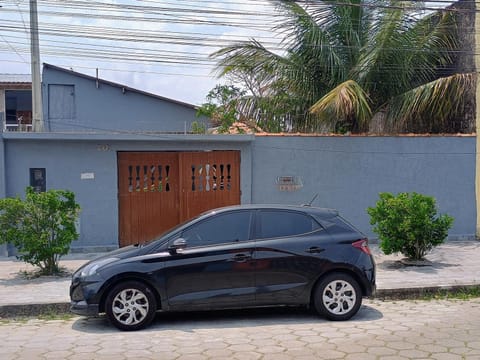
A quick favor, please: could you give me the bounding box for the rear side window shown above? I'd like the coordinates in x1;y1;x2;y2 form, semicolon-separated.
317;215;361;235
257;210;320;239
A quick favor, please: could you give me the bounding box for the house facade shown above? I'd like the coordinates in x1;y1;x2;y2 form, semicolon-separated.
0;65;476;255
41;64;206;133
0;75;33;132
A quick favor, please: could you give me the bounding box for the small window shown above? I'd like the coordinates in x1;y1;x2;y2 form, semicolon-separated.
48;84;75;119
182;211;252;247
257;210;319;239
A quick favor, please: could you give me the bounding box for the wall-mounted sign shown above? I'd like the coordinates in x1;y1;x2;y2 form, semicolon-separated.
81;172;95;180
276;176;303;192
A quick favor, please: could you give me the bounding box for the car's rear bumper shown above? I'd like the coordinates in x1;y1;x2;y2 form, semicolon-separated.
70;301;99;316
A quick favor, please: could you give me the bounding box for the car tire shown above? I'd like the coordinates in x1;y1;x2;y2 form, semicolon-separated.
314;273;362;321
105;281;157;331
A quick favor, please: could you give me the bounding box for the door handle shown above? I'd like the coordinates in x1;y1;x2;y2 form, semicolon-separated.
232;254;251;262
306;247;324;254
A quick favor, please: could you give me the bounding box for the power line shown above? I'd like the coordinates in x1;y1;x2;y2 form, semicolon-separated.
0;0;473;87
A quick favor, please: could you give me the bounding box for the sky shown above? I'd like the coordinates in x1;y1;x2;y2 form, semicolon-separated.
0;0;455;106
0;0;280;105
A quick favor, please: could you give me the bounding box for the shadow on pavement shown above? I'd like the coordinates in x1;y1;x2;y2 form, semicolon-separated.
71;305;383;333
0;275;70;287
378;260;459;273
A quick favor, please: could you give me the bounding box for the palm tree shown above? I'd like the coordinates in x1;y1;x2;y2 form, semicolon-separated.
212;0;475;133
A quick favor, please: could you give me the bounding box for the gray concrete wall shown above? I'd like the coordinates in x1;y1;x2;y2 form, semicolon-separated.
3;135;253;251
42;65;206;133
251;136;476;240
0;131;5;199
4;139;119;251
0;132;6;256
1;134;475;252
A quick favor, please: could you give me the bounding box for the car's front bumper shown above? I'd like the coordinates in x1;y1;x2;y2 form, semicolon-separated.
70;301;100;316
70;275;104;316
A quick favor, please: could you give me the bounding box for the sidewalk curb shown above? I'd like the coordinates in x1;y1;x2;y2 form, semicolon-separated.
1;284;479;319
0;303;70;318
375;284;480;300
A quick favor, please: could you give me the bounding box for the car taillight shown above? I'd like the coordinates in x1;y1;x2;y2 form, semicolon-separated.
352;238;371;255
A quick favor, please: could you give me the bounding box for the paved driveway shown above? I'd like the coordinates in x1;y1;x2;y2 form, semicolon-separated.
1;298;479;359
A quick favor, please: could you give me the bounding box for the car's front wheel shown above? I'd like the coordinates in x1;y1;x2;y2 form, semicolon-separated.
105;281;157;331
314;273;362;321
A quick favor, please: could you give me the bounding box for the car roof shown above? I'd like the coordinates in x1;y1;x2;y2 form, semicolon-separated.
204;204;339;218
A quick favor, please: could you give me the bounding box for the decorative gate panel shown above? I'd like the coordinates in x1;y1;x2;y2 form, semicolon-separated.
118;152;179;247
118;151;240;247
179;151;241;221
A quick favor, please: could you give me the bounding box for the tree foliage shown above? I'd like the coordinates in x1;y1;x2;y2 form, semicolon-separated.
211;0;474;134
196;84;246;133
367;192;454;261
0;187;81;275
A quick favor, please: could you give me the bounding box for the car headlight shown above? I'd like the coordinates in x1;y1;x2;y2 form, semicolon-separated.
80;257;119;277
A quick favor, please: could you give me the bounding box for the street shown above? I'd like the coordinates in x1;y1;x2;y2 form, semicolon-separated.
1;298;479;360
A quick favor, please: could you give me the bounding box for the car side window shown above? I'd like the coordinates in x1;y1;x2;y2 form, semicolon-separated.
182;211;252;247
257;210;320;239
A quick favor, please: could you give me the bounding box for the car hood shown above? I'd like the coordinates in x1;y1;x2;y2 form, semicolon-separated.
75;244;144;273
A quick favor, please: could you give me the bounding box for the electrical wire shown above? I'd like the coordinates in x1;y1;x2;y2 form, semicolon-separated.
0;0;474;85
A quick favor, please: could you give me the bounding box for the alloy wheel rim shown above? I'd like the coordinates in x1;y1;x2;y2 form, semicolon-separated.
112;288;149;325
322;280;356;315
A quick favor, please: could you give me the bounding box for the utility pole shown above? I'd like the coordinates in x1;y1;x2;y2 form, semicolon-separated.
30;0;43;132
476;0;480;239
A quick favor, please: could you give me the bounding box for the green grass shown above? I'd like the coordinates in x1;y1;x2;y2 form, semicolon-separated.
419;286;480;301
37;312;76;321
0;312;76;324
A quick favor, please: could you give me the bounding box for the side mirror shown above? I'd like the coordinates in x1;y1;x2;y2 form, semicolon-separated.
169;238;187;253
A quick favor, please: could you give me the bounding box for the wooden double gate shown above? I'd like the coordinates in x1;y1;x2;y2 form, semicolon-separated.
118;151;241;247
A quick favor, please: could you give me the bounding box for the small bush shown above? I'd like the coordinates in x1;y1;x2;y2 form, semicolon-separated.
367;192;453;261
0;187;80;275
190;121;207;134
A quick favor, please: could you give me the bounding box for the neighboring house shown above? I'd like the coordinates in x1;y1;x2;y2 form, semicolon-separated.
42;64;206;133
0;64;476;256
0;74;33;132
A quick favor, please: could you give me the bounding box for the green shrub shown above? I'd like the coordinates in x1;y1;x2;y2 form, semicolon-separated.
0;187;80;275
367;192;453;261
190;121;207;134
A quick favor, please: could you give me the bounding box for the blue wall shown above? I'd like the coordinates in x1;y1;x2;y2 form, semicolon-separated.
251;136;476;240
0;133;7;256
42;65;206;133
2;134;253;251
0;118;4;199
4;139;119;250
0;134;476;252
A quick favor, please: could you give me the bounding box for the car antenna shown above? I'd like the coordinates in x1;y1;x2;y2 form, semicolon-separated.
303;194;318;207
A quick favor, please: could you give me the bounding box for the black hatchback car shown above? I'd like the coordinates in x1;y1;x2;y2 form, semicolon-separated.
70;204;376;331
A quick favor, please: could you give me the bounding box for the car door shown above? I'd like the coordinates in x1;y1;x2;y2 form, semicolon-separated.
253;209;332;305
163;210;256;310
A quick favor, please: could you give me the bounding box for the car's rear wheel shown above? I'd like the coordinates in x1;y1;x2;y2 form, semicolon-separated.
105;281;157;331
314;273;362;321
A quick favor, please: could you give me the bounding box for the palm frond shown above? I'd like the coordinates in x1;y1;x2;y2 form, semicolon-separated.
211;40;287;78
273;0;353;84
309;80;372;131
352;3;406;89
402;9;458;85
209;0;471;134
383;72;475;132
